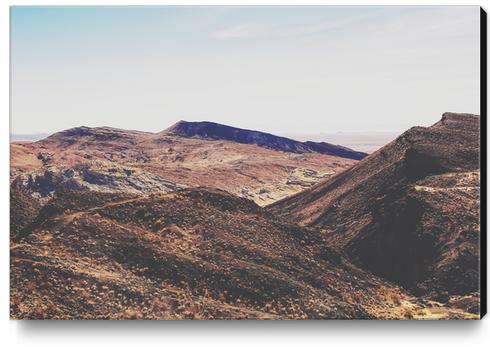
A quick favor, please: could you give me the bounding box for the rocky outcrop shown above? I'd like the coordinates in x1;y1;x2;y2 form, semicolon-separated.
11;163;185;202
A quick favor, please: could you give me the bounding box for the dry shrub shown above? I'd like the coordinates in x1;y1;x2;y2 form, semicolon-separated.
122;308;143;320
390;292;402;305
403;308;414;320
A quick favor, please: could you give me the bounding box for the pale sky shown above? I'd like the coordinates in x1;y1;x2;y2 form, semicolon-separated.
11;6;480;135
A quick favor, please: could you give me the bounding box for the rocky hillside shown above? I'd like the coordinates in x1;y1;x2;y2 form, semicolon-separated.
165;121;367;160
10;114;481;319
10;188;476;319
11;124;359;206
11;162;185;203
269;113;481;307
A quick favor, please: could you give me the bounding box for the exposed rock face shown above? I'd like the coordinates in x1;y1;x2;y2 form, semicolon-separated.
270;113;481;299
11;163;184;202
165;121;367;160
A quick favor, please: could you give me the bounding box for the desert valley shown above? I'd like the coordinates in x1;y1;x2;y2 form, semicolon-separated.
10;112;481;319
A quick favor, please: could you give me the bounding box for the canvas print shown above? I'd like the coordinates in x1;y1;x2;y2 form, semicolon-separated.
10;6;484;320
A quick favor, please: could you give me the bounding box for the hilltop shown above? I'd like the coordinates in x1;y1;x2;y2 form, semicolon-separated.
165;121;367;160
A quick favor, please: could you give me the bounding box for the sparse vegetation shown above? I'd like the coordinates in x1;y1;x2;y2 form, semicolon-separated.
9;114;481;320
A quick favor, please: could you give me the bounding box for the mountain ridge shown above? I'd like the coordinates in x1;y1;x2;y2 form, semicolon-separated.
11;121;359;206
23;121;367;160
164;120;367;160
268;112;481;301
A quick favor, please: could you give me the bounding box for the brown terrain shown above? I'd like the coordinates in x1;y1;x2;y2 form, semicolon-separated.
270;113;481;314
10;114;482;319
10;123;361;206
10;188;477;319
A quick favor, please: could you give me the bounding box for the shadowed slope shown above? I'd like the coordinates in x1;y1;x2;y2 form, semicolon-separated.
269;113;481;302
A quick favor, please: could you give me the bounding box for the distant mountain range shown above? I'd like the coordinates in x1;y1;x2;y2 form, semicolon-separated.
165;121;367;160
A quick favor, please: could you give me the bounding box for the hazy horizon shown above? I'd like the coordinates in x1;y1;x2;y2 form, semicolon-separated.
11;6;480;135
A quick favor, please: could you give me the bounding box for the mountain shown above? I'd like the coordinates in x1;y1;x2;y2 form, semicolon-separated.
269;113;480;307
10;187;476;319
9;115;481;319
10;123;360;206
165;121;367;160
